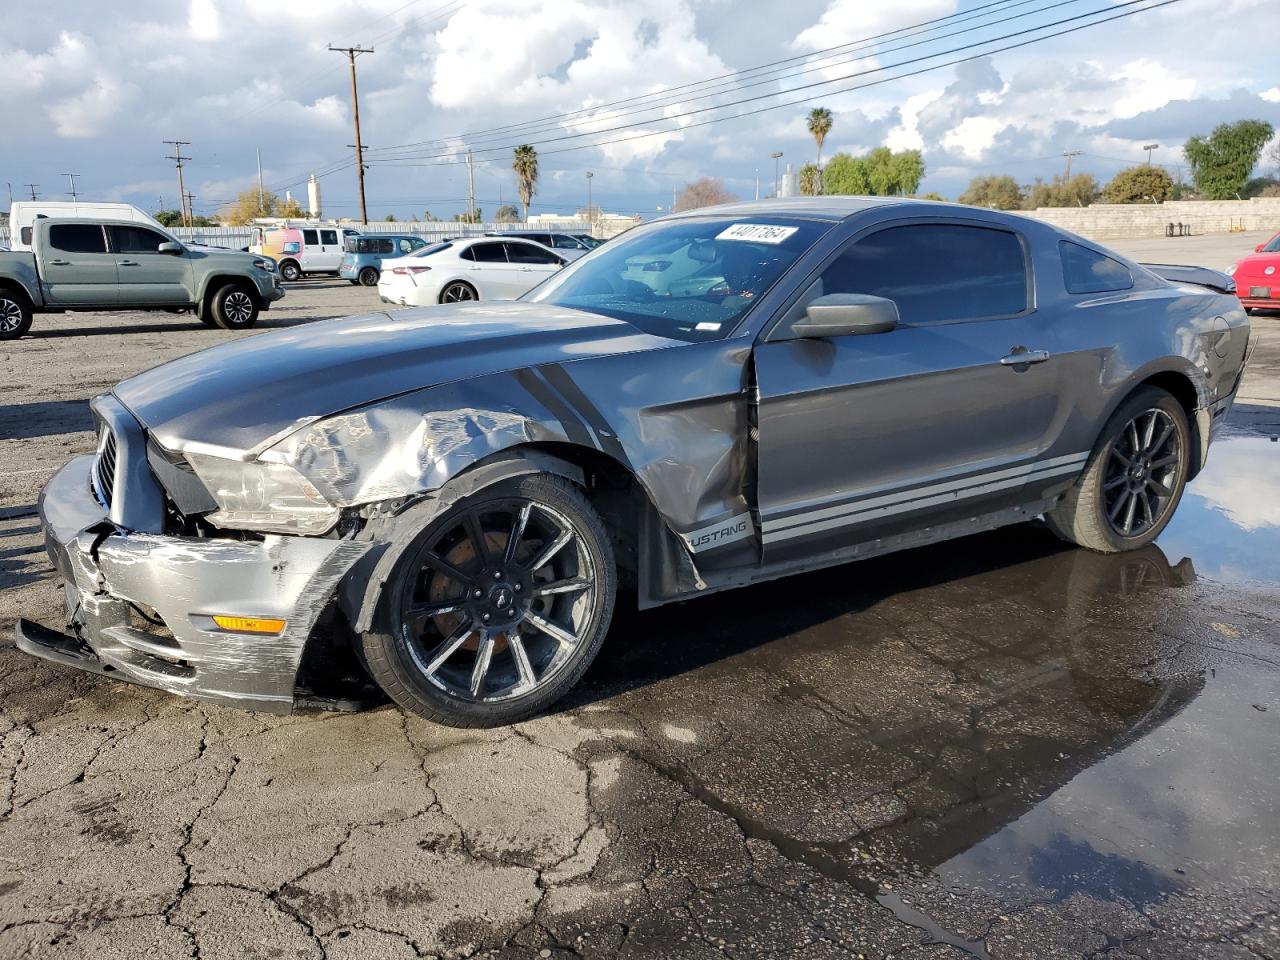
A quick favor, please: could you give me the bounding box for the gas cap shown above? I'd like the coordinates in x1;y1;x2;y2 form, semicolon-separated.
1211;316;1231;358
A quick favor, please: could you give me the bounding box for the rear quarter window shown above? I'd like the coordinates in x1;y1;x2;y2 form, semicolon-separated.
1060;241;1133;294
48;224;107;253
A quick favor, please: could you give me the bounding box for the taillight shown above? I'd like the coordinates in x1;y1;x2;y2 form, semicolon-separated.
391;266;432;275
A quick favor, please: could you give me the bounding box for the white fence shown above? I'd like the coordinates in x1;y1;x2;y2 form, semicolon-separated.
0;219;615;250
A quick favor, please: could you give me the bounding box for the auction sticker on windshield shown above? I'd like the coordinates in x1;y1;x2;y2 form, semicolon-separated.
716;224;799;244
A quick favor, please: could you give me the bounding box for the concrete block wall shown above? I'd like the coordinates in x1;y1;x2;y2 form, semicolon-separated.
1020;197;1280;240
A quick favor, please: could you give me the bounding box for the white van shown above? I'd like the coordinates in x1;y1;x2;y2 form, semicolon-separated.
248;223;361;280
8;201;164;252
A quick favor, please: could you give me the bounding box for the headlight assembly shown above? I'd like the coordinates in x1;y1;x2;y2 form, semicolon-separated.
253;258;278;273
186;453;339;535
1225;263;1237;276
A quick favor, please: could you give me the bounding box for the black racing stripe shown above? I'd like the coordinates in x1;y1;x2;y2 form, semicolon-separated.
511;368;596;448
536;364;632;466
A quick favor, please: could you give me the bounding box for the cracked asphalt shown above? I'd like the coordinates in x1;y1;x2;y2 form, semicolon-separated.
2;233;1279;959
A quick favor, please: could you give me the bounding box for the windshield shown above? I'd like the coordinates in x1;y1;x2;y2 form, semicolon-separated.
1262;233;1280;254
524;216;831;342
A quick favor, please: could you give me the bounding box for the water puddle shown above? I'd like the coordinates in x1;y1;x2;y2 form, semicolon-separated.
1156;434;1280;590
935;664;1280;903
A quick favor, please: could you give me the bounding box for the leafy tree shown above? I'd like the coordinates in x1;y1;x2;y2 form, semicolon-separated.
916;191;947;201
958;175;1025;210
798;163;820;196
821;148;925;196
453;208;482;223
495;204;521;223
278;197;305;219
1184;120;1275;199
1243;176;1280;198
1026;173;1099;208
383;213;398;222
1101;165;1174;204
889;149;926;195
423;210;439;222
219;188;282;225
154;209;186;227
513;145;538;219
674;177;737;212
820;154;870;195
807;107;833;191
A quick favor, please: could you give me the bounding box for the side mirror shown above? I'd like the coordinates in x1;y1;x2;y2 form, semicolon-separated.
788;294;899;339
1257;244;1266;253
158;241;184;255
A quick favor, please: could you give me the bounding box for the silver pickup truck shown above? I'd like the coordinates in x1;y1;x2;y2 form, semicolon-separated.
0;218;285;340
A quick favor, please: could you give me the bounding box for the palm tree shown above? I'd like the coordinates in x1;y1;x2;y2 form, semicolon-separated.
807;107;833;194
512;145;539;221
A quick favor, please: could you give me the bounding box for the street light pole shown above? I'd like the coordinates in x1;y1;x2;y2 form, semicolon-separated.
771;152;783;198
1143;143;1160;166
586;171;593;234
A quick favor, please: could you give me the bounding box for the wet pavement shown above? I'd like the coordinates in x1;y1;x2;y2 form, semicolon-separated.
0;280;1278;958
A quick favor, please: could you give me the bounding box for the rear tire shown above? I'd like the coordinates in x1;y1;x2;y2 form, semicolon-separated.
279;260;301;282
360;473;616;727
0;289;33;340
439;281;478;304
209;283;261;330
1045;386;1191;553
358;267;379;287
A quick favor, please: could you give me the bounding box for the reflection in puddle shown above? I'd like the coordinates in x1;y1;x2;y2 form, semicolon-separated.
937;664;1280;906
1157;434;1280;589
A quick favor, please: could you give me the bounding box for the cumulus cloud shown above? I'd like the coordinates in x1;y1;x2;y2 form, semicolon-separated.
3;0;1280;216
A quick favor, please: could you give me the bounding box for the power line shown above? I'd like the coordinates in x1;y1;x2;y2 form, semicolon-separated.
366;0;1185;170
368;0;1086;158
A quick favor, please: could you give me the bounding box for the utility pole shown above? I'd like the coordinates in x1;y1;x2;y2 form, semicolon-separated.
1062;150;1082;180
329;44;373;225
771;152;783;198
1143;143;1160;166
754;169;760;201
24;184;39;201
5;182;12;205
185;192;197;223
164;140;192;227
466;148;476;224
585;171;593;231
63;173;79;201
256;148;265;211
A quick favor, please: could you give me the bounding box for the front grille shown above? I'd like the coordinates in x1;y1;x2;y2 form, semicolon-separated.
95;428;118;508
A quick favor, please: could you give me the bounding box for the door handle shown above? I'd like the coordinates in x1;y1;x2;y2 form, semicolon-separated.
118;260;138;266
1000;347;1050;366
49;258;70;265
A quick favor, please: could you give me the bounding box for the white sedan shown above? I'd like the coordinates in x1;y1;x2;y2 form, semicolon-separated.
377;236;568;306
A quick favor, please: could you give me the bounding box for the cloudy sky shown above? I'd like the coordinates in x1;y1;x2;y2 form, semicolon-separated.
4;0;1279;221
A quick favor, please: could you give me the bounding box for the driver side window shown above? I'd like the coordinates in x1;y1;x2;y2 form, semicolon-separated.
818;223;1028;325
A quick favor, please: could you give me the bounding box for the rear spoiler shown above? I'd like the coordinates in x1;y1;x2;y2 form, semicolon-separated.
1141;263;1236;295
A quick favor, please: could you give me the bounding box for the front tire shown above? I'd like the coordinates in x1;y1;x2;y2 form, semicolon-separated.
358;267;379;287
209;283;261;330
279;260;301;282
1045;386;1191;552
360;473;616;727
0;289;34;340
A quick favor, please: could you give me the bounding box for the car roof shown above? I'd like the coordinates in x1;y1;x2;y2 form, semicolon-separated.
664;196;910;223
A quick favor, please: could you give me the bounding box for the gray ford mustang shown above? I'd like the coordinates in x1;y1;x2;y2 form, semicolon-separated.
17;198;1250;726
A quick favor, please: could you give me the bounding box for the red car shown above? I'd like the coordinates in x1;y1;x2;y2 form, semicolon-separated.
1228;230;1280;313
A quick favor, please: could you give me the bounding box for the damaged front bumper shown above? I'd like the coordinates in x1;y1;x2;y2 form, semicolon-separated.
16;455;370;713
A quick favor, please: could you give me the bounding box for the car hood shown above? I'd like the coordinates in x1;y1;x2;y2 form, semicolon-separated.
1232;251;1280;276
114;301;676;454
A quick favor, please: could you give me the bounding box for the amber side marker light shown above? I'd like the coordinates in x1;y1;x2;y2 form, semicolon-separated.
211;615;287;635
